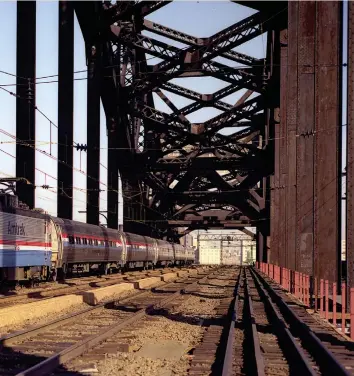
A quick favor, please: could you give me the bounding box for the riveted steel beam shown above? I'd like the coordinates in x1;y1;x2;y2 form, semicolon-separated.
143;19;262;67
16;1;36;209
285;1;341;284
314;1;341;285
111;12;269;96
58;1;74;220
286;1;298;271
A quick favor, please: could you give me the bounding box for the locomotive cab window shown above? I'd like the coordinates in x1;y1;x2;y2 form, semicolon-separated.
88;239;93;245
76;237;81;244
68;236;74;244
83;238;87;245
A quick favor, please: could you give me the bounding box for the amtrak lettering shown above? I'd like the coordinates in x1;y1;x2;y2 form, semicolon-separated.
7;221;26;236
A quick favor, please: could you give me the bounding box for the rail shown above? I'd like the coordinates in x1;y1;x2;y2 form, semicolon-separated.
221;267;242;376
244;268;266;376
250;268;317;375
2;270;214;376
252;267;351;376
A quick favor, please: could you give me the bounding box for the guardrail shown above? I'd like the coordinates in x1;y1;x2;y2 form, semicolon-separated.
255;261;354;340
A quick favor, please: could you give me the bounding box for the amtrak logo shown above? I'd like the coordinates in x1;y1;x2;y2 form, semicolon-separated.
8;221;26;236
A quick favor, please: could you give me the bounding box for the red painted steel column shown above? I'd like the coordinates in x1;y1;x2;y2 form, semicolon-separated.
286;2;298;271
279;29;288;268
296;1;316;276
314;1;341;289
295;272;299;298
268;27;280;268
342;282;346;333
325;280;329;321
350;288;354;340
320;279;324;318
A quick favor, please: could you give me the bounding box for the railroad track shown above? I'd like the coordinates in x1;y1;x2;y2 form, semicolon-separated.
219;267;354;376
0;267;217;376
0;267;183;309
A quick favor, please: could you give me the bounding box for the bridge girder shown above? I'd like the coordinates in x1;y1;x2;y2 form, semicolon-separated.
72;0;285;240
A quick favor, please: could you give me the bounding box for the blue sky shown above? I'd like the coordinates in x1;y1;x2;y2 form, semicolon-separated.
0;1;347;242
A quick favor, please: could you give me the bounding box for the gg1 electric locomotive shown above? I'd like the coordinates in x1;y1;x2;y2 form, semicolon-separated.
0;193;195;282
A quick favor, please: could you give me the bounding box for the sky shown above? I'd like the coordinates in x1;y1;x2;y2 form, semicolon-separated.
0;1;348;243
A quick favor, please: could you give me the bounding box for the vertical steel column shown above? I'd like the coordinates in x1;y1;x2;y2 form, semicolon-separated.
314;1;341;284
107;132;118;229
279;29;288;267
296;1;316;275
286;2;298;271
268;30;280;265
57;1;74;219
256;228;264;262
86;44;101;225
16;1;36;208
347;0;354;292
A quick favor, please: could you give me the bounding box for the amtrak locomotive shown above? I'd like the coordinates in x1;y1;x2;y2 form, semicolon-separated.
0;194;195;282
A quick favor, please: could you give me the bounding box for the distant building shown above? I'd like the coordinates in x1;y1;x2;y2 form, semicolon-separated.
191;229;256;265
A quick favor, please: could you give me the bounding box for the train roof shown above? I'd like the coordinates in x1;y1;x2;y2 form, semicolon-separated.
50;216;121;238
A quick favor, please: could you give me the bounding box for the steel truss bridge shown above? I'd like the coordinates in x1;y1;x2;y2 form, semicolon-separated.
5;0;354;288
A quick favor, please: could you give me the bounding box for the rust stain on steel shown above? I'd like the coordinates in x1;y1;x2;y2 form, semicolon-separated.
286;2;298;272
347;1;354;291
314;1;341;285
296;1;316;275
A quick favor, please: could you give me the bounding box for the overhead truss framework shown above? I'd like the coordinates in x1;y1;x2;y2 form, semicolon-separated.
72;1;287;240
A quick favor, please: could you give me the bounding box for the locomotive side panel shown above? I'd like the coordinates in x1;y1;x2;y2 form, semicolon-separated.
0;210;51;281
